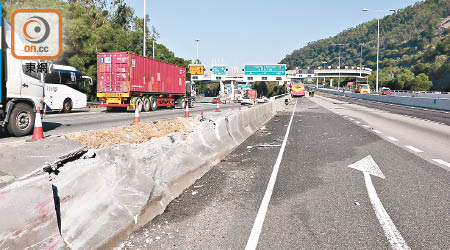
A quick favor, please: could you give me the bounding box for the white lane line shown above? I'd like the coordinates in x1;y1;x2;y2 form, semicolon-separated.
372;130;382;134
245;100;298;250
355;121;361;124
405;145;424;153
386;136;398;142
362;125;370;128
432;159;450;169
348;118;354;121
364;171;411;250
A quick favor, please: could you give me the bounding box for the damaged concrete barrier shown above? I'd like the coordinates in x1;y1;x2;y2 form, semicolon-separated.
0;175;66;250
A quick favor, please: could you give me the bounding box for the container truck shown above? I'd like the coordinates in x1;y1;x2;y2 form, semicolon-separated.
0;5;44;137
97;52;194;112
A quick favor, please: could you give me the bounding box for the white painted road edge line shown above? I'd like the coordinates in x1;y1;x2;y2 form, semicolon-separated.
432;159;450;170
245;100;298;250
386;136;398;142
364;172;411;250
405;145;424;153
362;125;370;128
372;129;382;134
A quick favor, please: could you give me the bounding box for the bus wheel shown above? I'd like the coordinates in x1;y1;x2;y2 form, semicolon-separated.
143;97;151;112
150;96;158;111
63;98;72;113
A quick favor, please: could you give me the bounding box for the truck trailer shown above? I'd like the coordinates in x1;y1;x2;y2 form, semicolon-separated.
0;5;44;137
97;52;193;112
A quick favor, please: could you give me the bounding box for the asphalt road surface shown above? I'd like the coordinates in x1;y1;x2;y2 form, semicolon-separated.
118;97;450;249
0;103;239;144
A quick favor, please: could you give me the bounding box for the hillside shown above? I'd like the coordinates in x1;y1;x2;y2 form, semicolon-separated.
280;0;450;91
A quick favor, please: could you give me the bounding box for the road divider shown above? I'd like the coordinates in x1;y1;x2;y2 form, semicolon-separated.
316;88;450;111
0;95;291;249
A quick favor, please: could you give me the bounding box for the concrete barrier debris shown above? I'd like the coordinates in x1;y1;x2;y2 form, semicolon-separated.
0;96;291;250
317;88;450;111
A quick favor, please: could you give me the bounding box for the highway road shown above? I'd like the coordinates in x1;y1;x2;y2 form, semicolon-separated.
0;103;239;144
118;97;450;249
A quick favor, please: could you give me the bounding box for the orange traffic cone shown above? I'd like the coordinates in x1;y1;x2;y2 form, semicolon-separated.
32;107;44;140
184;102;190;117
232;106;234;111
239;106;242;111
133;103;141;124
201;111;204;118
216;103;220;112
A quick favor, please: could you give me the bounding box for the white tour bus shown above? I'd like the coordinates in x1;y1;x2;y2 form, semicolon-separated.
44;64;92;113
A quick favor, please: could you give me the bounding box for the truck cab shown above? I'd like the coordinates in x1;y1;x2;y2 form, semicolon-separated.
0;14;44;137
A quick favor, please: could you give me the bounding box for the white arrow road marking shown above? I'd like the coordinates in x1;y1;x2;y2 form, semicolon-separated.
245;100;298;250
348;155;410;250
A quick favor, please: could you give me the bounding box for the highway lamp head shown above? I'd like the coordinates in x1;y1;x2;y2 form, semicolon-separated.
389;9;396;13
362;8;369;12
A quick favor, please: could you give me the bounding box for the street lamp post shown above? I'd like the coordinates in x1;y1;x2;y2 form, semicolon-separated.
153;39;155;59
332;44;348;91
322;61;327;84
363;8;396;92
195;39;200;64
359;43;364;77
143;0;146;57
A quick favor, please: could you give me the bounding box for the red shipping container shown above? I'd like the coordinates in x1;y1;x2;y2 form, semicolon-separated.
248;89;257;99
97;52;186;95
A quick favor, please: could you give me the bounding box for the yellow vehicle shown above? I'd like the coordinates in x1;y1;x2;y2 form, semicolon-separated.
355;77;370;94
355;84;371;94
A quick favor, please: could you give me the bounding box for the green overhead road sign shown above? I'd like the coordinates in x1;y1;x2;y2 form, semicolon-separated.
211;65;227;75
244;64;286;75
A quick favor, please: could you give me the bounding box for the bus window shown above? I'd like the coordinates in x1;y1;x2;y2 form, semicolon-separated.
60;71;76;86
44;71;60;84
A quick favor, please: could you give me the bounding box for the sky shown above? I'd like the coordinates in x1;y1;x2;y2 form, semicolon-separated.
128;0;423;71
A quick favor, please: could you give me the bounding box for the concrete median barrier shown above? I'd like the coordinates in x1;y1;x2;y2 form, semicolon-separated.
0;95;291;250
317;88;450;111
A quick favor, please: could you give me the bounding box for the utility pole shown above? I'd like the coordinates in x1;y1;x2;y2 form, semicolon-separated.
153;39;155;59
359;43;364;77
332;43;348;91
195;39;200;64
143;0;146;57
322;61;327;84
363;8;396;92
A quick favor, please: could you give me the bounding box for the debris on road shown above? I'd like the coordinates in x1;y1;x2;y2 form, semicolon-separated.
67;118;200;148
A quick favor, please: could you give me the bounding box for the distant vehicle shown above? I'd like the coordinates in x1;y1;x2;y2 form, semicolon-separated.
355;77;371;94
97;52;192;112
379;87;392;95
257;97;268;103
212;97;222;104
240;98;253;105
355;84;371;94
44;64;92;113
291;83;305;97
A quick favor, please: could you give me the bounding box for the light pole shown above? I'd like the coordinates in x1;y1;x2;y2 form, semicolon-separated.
152;39;155;59
143;0;146;57
322;61;327;84
363;8;396;92
195;39;200;64
359;43;364;77
332;43;348;91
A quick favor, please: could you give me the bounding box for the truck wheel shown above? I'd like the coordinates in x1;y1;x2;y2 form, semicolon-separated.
188;99;195;108
150;96;158;111
179;98;186;109
7;103;35;137
63;98;72;113
143;97;151;112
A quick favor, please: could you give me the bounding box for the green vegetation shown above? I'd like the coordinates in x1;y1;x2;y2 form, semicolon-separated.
280;0;450;91
3;0;190;100
253;82;287;97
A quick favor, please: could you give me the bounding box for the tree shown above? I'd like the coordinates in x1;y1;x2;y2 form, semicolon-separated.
396;69;415;90
410;73;433;91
